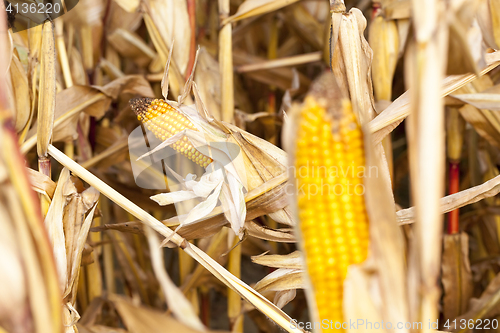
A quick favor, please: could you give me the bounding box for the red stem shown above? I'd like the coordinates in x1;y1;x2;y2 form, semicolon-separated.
447;162;460;234
185;0;196;80
200;291;210;327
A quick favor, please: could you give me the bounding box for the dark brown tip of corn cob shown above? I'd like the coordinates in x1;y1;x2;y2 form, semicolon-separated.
309;73;346;119
130;97;154;118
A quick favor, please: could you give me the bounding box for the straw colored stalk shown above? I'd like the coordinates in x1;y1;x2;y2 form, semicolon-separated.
219;0;234;123
47;144;306;333
236;52;323;73
369;12;399;182
37;20;56;162
405;0;448;327
228;235;243;332
223;0;299;24
55;20;73;89
37;20;56;217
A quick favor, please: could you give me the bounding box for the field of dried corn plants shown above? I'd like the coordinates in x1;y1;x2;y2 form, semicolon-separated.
2;0;500;332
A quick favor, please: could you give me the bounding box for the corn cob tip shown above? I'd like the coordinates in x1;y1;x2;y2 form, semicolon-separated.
309;74;347;118
130;97;154;121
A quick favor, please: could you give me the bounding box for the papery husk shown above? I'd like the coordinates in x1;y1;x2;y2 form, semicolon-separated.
169;173;289;240
330;2;394;202
352;126;409;332
330;3;375;126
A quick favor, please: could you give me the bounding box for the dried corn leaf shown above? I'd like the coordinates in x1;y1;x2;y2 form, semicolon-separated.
253;268;304;293
397;173;500;224
224;0;300;24
183;243;305;333
251;251;303;269
23;75;154;153
451;92;500;110
113;0;140;13
245;221;295;242
477;0;500;50
110;294;226;333
145;227;205;331
194;48;222;120
44;168;71;290
142;12;185;97
10;54;30;133
107;29;156;67
143;0;191;75
65;199;98;298
27;167;56;199
442;233;473;320
283;4;323;50
369;60;500;145
452;272;500;327
274;289;296;309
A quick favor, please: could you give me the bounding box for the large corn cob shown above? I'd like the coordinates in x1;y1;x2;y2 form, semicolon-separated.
294;77;369;326
130;98;212;167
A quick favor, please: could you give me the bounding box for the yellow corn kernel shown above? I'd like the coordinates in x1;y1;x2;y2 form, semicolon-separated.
130;98;213;168
294;85;369;327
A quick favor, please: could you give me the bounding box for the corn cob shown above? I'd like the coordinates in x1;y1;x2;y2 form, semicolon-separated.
130;98;213;167
294;77;369;326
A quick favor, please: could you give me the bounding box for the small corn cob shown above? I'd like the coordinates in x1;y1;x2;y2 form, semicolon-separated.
294;76;369;326
130;98;213;167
